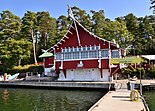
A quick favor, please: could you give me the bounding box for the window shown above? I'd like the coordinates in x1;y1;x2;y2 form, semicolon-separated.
78;47;82;51
87;47;90;50
81;51;88;59
74;48;78;52
83;47;86;51
89;51;98;58
101;50;109;58
111;50;119;58
70;48;73;52
96;46;100;50
60;46;100;60
62;49;65;53
92;46;95;50
56;53;61;60
73;52;79;59
66;48;70;52
64;53;72;59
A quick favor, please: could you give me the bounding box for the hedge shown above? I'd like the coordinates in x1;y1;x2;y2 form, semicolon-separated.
10;64;44;74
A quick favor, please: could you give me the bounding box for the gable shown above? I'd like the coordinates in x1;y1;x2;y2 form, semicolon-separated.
49;19;119;53
54;23;113;52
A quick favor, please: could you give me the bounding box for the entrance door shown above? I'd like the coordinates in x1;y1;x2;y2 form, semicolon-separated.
67;70;74;80
85;69;92;81
75;69;85;81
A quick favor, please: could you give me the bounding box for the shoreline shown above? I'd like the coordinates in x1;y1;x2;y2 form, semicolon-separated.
0;81;115;90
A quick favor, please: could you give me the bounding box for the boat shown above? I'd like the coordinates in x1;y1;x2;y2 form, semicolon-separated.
0;73;19;81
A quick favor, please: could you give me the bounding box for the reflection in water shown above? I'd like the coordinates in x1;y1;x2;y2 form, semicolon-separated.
0;88;106;111
2;89;9;103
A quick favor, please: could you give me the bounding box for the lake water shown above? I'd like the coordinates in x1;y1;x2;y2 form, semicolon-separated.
0;88;106;111
143;90;155;111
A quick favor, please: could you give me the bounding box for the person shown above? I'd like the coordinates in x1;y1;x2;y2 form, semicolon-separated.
4;73;7;81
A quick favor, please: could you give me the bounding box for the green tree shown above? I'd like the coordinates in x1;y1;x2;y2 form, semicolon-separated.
56;15;70;43
71;6;92;31
138;16;155;54
91;10;131;48
0;10;21;43
109;19;132;48
91;10;106;38
0;39;31;68
0;10;22;69
37;12;57;49
21;11;38;64
124;13;139;55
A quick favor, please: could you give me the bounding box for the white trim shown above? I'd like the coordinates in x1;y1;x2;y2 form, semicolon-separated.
60;60;63;69
73;20;81;46
64;35;69;39
68;30;73;34
98;59;101;68
47;6;119;52
111;49;120;58
58;42;62;45
72;18;118;47
56;57;109;62
108;42;111;58
70;25;75;30
46;22;74;52
61;39;65;42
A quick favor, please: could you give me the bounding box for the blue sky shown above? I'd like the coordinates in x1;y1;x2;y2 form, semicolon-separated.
0;0;153;20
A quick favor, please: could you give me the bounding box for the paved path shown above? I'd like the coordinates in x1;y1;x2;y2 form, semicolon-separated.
89;80;146;111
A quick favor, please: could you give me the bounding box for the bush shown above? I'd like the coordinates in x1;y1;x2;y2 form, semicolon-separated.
11;64;44;74
121;66;145;78
29;65;44;73
149;67;155;78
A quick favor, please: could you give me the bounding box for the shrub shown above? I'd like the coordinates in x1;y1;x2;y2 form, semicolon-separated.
149;67;155;78
11;64;43;74
29;65;44;73
121;67;145;78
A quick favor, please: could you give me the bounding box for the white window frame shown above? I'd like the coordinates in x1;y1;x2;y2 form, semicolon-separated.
89;50;98;58
73;52;79;59
56;53;61;60
101;49;109;58
111;50;120;58
81;51;88;59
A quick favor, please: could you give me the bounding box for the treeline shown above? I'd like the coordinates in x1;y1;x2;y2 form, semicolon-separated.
0;6;155;69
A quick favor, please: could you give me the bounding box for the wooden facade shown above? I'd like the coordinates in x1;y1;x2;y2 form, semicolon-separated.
43;7;122;81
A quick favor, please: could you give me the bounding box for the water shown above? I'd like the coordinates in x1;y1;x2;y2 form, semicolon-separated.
0;88;106;111
143;90;155;111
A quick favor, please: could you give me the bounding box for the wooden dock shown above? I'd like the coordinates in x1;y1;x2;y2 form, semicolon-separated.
135;79;155;90
88;90;146;111
88;79;148;111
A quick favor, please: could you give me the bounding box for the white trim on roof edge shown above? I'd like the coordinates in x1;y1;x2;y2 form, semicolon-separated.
47;6;119;52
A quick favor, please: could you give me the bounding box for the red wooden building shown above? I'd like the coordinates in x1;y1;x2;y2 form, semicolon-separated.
42;7;122;81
